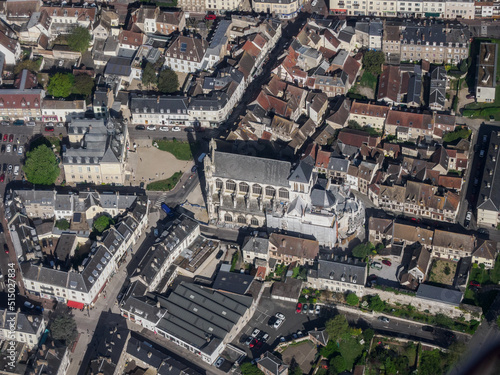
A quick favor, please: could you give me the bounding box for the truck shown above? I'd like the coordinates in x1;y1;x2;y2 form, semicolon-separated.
161;203;173;216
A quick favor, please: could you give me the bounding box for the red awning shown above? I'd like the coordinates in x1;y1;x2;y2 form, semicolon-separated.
67;300;84;309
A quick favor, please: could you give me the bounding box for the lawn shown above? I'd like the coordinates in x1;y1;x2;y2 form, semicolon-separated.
428;259;457;286
339;337;364;371
359;71;378;91
146;171;182;191
154;139;196;160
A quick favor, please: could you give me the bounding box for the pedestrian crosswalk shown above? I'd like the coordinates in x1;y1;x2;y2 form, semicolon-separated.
154;193;168;208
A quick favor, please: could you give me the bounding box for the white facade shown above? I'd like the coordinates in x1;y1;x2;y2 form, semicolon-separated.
0;310;47;349
444;0;475;18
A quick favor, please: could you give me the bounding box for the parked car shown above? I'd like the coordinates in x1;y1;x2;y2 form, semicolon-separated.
378;316;390;323
245;336;253;346
3;243;8;252
13;165;19;176
480;149;485;158
184;127;194;132
422;325;434;332
56;122;64;128
8;134;13;142
469;280;481;287
0;174;4;183
465;211;472;227
13;120;24;126
205;14;216;20
26;121;36;127
159;126;169;131
1;145;5;154
296;302;303;313
473;178;479;186
315;305;321;315
18;146;23;155
6;144;11;153
273;319;283;329
261;333;269;342
280;336;286;342
172;126;181;132
382;260;392;266
275;312;285;320
297;331;304;337
251;328;260;338
302;304;308;314
7;164;12;172
135;125;146;130
2;134;7;141
466;94;475;99
1;121;9;126
44;126;54;132
147;125;156;131
371;262;382;270
23;301;34;309
215;357;225;368
191;165;197;172
483;135;488;143
12;145;16;153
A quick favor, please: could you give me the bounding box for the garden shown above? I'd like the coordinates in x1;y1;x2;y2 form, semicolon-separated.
428;259;457;286
154;139;197;161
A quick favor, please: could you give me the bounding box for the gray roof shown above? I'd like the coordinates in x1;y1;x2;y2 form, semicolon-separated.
212;270;254;295
407;68;422;105
130;94;189;114
104;57;132;77
309;258;366;286
416;284;463;306
189;91;229;111
310;188;335;208
328;157;349;172
288;160;314;184
478;131;500;212
242;236;269;255
258;352;287;375
156;282;252;356
212;151;291;187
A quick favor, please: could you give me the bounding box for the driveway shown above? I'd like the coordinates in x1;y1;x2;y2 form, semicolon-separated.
369;257;401;288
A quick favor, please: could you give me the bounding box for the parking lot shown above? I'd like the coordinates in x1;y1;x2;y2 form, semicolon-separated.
367;257;401;288
0;124;35;187
232;289;329;360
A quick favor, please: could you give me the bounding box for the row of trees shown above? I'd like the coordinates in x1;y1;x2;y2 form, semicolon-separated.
47;73;94;98
142;62;179;93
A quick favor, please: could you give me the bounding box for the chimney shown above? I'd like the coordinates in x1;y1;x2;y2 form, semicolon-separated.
157;96;160;104
148;352;152;358
282;238;286;247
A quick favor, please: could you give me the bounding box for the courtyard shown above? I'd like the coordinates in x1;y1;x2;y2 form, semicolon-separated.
428;259;457;286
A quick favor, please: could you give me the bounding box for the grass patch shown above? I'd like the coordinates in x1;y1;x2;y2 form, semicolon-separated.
146;171;182;191
339;337;364;370
358;71;378;91
154;139;197;160
428;259;457;286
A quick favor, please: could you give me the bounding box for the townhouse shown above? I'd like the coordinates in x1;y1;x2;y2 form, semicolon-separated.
129;94;190;127
268;233;320;266
0;69;43;121
42;5;96;36
385;110;434;140
349;100;389;132
252;0;304;19
41;99;85;123
477;131;500;227
164;35;208;73
475;42;497;103
0;310;46;349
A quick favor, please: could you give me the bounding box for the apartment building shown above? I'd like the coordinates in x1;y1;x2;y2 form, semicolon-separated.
129;94;190;126
178;0;206;13
385;110;434;139
477;131;500;227
42;5;97;35
0;69;43;121
349;100;389;132
268;233;319;266
475;42;497;102
206;0;243;12
164;35;208;73
307;258;367;297
41;99;85;123
63;118;128;185
252;0;303;19
0;310;46;349
444;0;475;18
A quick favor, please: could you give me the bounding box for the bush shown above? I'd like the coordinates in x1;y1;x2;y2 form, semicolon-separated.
23;145;60;185
330;356;347;374
346;293;359;306
55;219;70;230
93;215;113;234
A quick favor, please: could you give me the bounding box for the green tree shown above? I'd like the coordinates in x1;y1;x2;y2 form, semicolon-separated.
346;293;359;306
325;315;349;342
55;219;70;230
240;362;264;375
362;50;385;75
330;355;347;374
23;145;59;185
142;62;158;88
93;215;114;234
289;359;303;375
47;73;74;98
50;314;77;344
158;68;179;93
352;242;374;259
72;74;94;97
67;26;92;53
419;350;443;375
362;328;374;342
368;295;386;312
14;58;42;74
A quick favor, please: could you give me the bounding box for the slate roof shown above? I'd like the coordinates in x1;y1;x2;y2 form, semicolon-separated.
309;258;366;286
212;271;254;295
288;160;314;184
212;151;291;187
258;352;288;375
478;131;500;212
105;57;132;77
472;240;497;260
242;236;269;256
416;284;463;306
269;233;319;260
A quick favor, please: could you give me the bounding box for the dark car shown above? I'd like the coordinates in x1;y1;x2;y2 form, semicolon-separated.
2;163;7;172
466;94;475;99
191;165;198;172
49;239;53;247
13;120;24;126
42;239;47;248
8;134;14;142
0;173;4;183
215;249;224;259
135;125;146;130
382;260;392;266
12;145;16;153
422;325;434;332
1;145;5;154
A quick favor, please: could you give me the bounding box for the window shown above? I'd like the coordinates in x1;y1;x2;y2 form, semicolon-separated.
252;184;262;195
265;186;275;197
237;215;246;224
224;213;233;222
226;180;236;191
215;179;223;190
239;182;249;194
278;188;289;200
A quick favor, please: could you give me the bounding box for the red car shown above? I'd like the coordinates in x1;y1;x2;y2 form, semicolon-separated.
0;173;4;182
255;340;263;350
249;339;257;348
2;134;6;142
469;281;480;287
296;302;303;313
45;126;54;132
205;14;216;20
382;260;392;266
8;134;13;142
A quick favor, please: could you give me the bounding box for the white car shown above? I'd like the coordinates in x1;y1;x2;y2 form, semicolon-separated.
172;126;181;132
273;319;283;329
17;146;23;155
13;165;19;176
315;305;321;315
251;328;260;338
147;125;156;131
275;312;285;320
57;122;65;128
26;121;36;127
215;357;225;368
6;144;11;153
159;126;169;131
